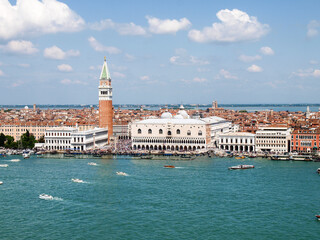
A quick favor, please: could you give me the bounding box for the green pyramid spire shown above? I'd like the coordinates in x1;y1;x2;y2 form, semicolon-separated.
100;56;111;80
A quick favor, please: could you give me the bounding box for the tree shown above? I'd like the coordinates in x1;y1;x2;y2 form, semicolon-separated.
20;130;36;149
38;135;45;143
5;135;17;149
0;133;6;147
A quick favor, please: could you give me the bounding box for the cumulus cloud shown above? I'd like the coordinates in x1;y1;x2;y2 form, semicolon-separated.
260;46;274;55
113;72;126;78
44;46;80;60
0;0;85;40
90;19;147;36
218;69;238;79
88;37;121;54
247;64;263;72
57;64;73;72
147;16;191;34
169;48;209;66
140;75;150;81
0;40;38;54
0;70;4;76
307;20;320;38
61;79;87;85
239;54;261;62
292;68;320;78
188;9;269;43
18;63;30;68
193;77;207;83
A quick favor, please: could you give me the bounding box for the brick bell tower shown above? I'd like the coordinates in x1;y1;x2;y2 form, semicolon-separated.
99;57;113;142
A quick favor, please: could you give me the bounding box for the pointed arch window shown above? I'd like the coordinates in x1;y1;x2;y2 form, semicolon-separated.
138;129;142;134
176;129;181;134
198;130;202;136
168;131;172;136
159;129;163;134
187;130;191;136
148;129;152;134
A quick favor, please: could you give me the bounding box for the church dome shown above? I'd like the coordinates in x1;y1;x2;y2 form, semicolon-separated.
173;114;184;119
177;110;189;119
161;111;173;119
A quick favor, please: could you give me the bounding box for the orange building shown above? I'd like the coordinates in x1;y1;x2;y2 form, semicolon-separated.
99;57;113;141
291;128;320;153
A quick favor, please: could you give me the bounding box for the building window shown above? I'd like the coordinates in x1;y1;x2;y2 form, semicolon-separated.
176;129;180;134
159;129;163;134
198;130;202;136
148;129;152;134
168;131;172;136
187;130;191;136
138;129;141;134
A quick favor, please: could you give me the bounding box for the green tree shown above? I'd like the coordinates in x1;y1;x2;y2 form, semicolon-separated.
20;130;36;149
38;135;45;143
5;135;17;149
0;133;6;147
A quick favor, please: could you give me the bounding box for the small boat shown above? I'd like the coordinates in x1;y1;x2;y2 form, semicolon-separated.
10;159;20;162
39;193;54;200
71;178;84;183
140;155;153;159
116;171;128;176
0;164;8;167
316;215;320;220
164;165;175;168
0;181;3;185
228;165;254;170
23;153;30;159
235;156;245;159
317;168;320;174
88;162;97;166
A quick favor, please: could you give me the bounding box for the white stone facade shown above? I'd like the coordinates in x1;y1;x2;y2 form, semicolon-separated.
219;132;255;152
255;127;291;153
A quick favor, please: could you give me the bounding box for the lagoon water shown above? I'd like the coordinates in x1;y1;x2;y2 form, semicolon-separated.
1;155;320;239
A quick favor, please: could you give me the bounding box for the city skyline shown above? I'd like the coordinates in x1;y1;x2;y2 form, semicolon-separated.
0;0;320;105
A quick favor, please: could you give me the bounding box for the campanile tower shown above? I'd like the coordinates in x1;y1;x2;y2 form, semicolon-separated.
99;57;113;141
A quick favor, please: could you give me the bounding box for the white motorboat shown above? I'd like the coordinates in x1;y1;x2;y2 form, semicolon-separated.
23;153;30;159
39;194;54;200
0;181;3;185
228;164;254;170
0;164;8;167
10;159;20;162
71;178;84;183
116;171;128;176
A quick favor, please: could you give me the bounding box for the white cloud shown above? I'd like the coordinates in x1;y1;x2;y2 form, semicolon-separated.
113;72;126;78
169;48;209;66
307;20;320;38
88;37;121;54
57;64;73;72
193;77;207;82
147;16;191;34
310;60;318;65
125;53;135;61
239;54;261;62
218;69;238;79
292;68;320;78
18;63;30;68
90;19;147;36
188;9;269;43
0;70;4;76
260;46;274;55
61;79;87;85
44;46;80;60
247;64;263;72
140;75;150;81
0;0;85;40
0;40;38;54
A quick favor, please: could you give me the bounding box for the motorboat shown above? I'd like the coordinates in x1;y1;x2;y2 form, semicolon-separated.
317;168;320;174
10;159;20;162
88;162;97;166
140;155;153;159
228;165;254;170
316;215;320;220
235;156;245;159
23;153;30;159
71;178;84;183
39;193;54;200
0;181;3;185
116;171;128;176
0;164;8;167
164;165;175;168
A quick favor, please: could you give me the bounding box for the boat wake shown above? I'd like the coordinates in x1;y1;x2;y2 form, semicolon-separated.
0;164;8;167
116;171;129;176
88;162;98;166
9;159;20;162
39;193;63;201
71;178;87;183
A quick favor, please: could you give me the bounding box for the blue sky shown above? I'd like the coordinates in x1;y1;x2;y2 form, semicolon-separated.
1;0;320;105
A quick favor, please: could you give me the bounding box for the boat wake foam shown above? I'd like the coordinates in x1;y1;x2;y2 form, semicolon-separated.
39;194;63;201
116;171;129;176
88;162;98;166
71;178;87;183
10;159;20;162
0;164;8;167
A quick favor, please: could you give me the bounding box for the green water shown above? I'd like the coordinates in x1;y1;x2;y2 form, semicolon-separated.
1;156;320;239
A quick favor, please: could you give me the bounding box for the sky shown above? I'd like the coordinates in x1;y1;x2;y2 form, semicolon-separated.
0;0;320;105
